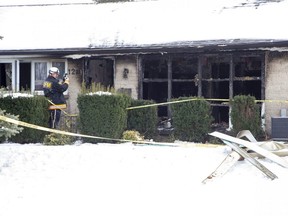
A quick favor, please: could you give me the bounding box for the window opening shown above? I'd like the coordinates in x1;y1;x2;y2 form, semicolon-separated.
142;55;169;117
19;63;31;91
85;59;114;88
171;56;198;98
35;62;47;91
172;82;198;98
202;56;230;124
172;57;197;79
0;63;12;90
233;56;262;99
143;82;168;116
143;57;168;79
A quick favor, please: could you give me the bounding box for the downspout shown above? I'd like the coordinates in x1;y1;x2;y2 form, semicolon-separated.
261;52;268;131
167;55;172;119
137;54;143;99
228;54;234;130
15;60;20;92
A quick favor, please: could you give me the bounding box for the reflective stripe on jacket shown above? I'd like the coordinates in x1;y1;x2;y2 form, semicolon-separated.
48;104;67;110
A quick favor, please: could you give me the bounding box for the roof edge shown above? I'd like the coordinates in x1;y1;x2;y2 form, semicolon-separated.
1;39;288;56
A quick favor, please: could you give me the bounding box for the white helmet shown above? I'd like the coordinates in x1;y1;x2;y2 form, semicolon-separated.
49;67;60;74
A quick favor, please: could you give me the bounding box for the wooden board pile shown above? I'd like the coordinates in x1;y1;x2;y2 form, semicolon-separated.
202;130;288;184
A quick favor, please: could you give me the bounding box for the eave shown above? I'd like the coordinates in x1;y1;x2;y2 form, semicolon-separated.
1;39;288;57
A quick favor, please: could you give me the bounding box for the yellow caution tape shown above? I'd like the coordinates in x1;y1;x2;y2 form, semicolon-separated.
127;98;199;110
0;115;221;147
126;98;232;110
0;114;106;140
127;98;288;110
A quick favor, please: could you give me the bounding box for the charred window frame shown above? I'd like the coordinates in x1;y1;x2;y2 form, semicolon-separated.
171;55;199;98
141;54;199;117
140;52;265;126
141;54;169;116
201;55;231;124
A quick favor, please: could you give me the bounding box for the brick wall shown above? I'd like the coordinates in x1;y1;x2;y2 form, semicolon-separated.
265;52;288;135
114;55;138;99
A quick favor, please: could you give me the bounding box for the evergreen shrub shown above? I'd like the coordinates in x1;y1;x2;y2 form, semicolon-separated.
127;99;157;139
0;96;49;143
43;133;73;145
78;93;131;143
171;97;213;143
0;109;23;143
231;95;264;139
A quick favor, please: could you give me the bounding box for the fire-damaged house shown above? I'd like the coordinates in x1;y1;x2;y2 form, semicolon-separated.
1;0;288;139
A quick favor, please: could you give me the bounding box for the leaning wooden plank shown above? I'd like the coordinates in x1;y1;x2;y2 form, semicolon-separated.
202;150;242;184
236;130;257;143
222;140;278;180
210;131;288;168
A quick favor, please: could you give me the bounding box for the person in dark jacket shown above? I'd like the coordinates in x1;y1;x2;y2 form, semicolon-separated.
43;67;69;129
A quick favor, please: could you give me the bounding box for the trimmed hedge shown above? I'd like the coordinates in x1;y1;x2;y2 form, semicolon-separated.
127;99;158;139
171;97;213;143
0;96;50;143
77;93;131;143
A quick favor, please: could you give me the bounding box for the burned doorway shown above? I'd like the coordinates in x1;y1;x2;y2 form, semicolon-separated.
0;63;12;90
19;62;31;91
85;59;114;88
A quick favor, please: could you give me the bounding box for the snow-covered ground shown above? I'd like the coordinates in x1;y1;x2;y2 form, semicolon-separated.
1;142;288;216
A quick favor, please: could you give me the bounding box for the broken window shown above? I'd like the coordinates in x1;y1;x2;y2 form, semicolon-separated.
172;56;198;98
202;56;230;123
142;55;168;116
233;56;262;99
143;57;168;79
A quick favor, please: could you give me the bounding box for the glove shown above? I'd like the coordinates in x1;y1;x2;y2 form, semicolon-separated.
63;73;69;84
63;77;69;85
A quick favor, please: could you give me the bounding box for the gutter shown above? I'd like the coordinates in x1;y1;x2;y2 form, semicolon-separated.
1;39;288;56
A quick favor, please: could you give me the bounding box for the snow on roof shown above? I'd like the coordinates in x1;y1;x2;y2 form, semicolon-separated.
0;0;288;51
0;0;94;6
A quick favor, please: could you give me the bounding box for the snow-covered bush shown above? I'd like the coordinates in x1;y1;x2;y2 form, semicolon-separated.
0;109;23;143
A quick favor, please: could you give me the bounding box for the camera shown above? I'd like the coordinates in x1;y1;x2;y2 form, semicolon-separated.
63;73;68;81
